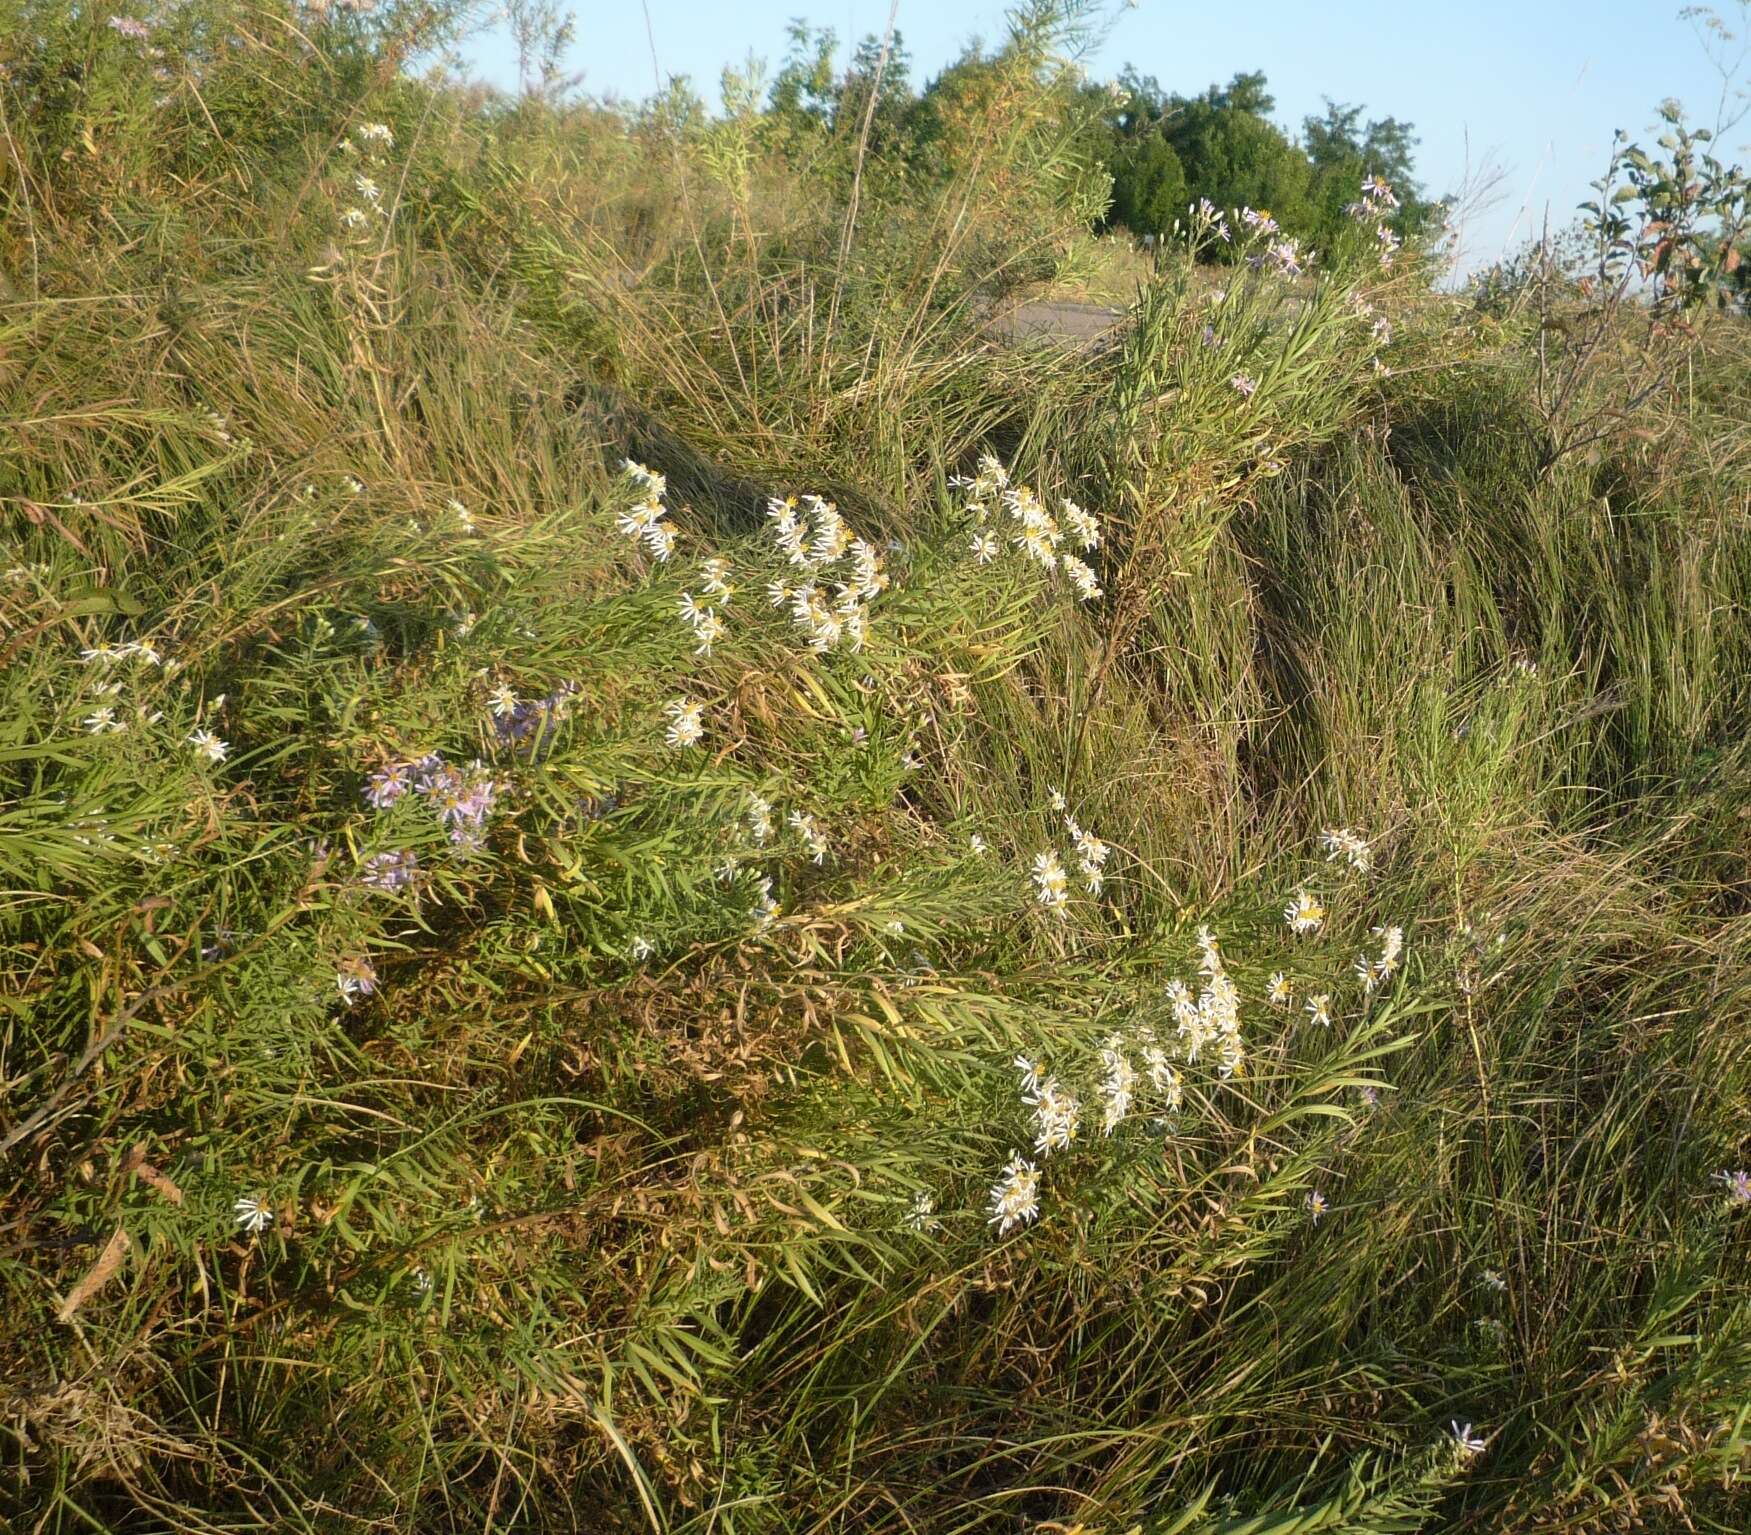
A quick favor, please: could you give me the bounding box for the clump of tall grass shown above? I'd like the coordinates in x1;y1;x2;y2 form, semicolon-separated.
5;4;1751;1532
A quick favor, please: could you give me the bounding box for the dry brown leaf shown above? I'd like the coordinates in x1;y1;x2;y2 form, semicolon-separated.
56;1226;132;1323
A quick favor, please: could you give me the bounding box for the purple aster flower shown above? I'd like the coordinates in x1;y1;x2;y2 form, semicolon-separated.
337;958;378;1003
1715;1169;1751;1204
359;849;419;891
1230;373;1258;398
363;762;411;809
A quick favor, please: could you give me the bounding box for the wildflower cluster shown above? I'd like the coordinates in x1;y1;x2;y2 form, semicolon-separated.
1251;231;1312;278
616;460;680;562
335;122;395;239
1137;1023;1183;1111
664;698;705;749
952;454;1102;601
1013;1054;1082;1157
1344;174;1404;265
1320;825;1374;874
233;1194;274;1236
1097;1032;1136;1135
359;848;419;891
1714;1169;1751;1204
787;810;829;864
1354;924;1405;994
986;1153;1041;1236
188;727;228;763
75;638;174;736
1166;925;1245;1078
1062;806;1112;894
362;752;499;851
336;956;378;1004
1192;195;1232;243
488;680;579;747
1031;848;1069;913
1284;886;1326;935
763;495;887;652
904;1190;940;1233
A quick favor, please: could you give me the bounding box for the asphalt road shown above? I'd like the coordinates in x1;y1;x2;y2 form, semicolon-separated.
993;298;1127;343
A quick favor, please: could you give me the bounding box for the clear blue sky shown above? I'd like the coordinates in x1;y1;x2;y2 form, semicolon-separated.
463;1;1749;272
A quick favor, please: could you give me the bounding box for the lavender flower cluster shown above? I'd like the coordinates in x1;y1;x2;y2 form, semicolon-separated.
362;750;501;854
492;680;579;752
360;849;419;891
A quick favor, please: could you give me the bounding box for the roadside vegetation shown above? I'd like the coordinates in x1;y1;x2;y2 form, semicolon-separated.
3;2;1751;1530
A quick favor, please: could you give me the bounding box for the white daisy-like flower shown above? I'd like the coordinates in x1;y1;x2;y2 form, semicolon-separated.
487;685;518;718
1284;887;1326;935
623;460;667;500
788;810;828;864
336;957;378;1003
233;1194;274;1235
1376;924;1404;971
355;121;394;147
987;1153;1041;1236
1013;1054;1043;1096
1031;849;1069;912
642;520;680;562
79;643;125;665
766;579;792;608
187;728;229;764
970;531;998;563
1029;1076;1081;1155
1099;1034;1135;1135
339;206;370;231
968;832;988;856
1450;1421;1488;1458
747;793;774;845
1060;499;1099;551
353;174;381;204
630;935;654;960
1305;993;1333;1028
617;500;661;538
1196;924;1223;977
1355;924;1406;994
1072;827;1110;893
1308;1190;1328;1223
663;698;704;749
1062;554;1102;601
701;557;733;601
753;876;780;928
1267;971;1293;1007
83;707;122;734
690;610;726;656
1143;1046;1182;1110
905;1190;940;1233
1319;826;1374;874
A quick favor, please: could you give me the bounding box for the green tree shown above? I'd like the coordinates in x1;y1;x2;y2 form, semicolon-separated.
1302;97;1438;246
1162;90;1314;240
1106;132;1187;235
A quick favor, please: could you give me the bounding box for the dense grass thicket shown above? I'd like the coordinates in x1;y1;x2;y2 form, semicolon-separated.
4;4;1751;1530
